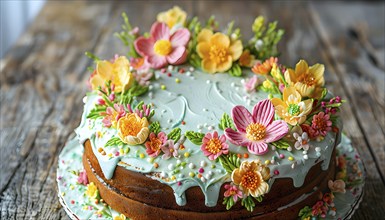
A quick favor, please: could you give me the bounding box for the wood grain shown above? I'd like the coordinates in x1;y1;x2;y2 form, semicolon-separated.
0;1;384;219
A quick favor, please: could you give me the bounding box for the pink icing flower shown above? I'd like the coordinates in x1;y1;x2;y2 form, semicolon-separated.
145;132;167;158
101;103;126;128
328;179;346;193
311;200;328;216
224;184;243;202
244;75;259;93
225;99;288;155
293;131;310;151
77;170;89;185
160;140;179;160
201;131;229;160
134;22;190;69
311;112;332;137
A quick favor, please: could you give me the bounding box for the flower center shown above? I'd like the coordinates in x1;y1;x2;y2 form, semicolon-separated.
120;117;142;137
297;73;316;86
240;171;260;190
209;45;228;64
149;136;162;152
314;117;327;130
287;104;300;116
154;39;172;56
246;123;266;141
205;138;222;154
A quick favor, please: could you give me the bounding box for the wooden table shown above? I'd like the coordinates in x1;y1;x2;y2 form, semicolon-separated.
1;1;384;219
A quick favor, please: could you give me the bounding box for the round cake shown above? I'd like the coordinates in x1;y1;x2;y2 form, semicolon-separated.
74;6;347;220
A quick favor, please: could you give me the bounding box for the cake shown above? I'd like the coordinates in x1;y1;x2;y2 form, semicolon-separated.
74;6;348;220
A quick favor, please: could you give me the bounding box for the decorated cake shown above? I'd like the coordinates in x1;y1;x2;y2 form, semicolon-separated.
57;6;365;220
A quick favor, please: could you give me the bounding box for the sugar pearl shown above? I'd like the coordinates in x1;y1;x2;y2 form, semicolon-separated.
168;164;175;170
200;161;207;167
188;163;195;169
200;177;206;182
303;155;309;160
315;147;321;152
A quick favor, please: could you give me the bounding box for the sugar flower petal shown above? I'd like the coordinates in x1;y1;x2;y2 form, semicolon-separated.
232;105;254;132
170;28;190;47
151;22;170;41
252;99;274;126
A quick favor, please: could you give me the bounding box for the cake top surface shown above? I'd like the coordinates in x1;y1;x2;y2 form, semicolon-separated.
76;6;344;212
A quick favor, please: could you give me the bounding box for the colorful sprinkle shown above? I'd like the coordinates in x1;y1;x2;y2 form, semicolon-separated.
181;121;186;125
107;153;112;157
70;185;75;190
175;78;181;83
178;68;185;73
243;153;249;158
177;181;182;186
237;153;242;158
199;168;205;173
171;176;176;180
70;200;75;204
167;73;172;77
265;160;271;165
184;152;190;158
161;85;167;90
274;170;280;175
153;163;159;168
161;68;166;73
200;161;207;167
189;172;195;177
211;164;216;168
188;163;195;169
279;154;285;159
288;156;294;161
139;153;145;158
197;173;203;178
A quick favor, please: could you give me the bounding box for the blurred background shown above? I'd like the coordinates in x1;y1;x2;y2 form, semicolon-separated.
1;0;46;58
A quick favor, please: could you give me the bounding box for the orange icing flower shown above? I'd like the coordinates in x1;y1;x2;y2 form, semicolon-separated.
284;60;325;99
117;113;149;145
90;56;134;93
157;6;187;28
239;50;255;67
271;87;313;126
252;57;278;75
196;29;243;73
231;160;270;197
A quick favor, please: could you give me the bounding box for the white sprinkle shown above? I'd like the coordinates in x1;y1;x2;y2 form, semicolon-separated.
178;174;184;178
206;80;211;84
200;161;207;167
162;109;167;114
168;164;175;170
287;146;293;152
189;67;195;72
149;85;153;90
161;172;167;178
271;146;276;151
208;126;214;131
188;163;195;169
82;96;87;103
198;129;202;133
291;163;296;169
203;108;208;112
155;74;161;80
204;123;208;127
315;147;321;152
231;82;236;87
200;177;206;182
186;71;191;76
271;159;275;164
240;79;245;84
235;87;239;91
208;171;213;175
205;174;212;179
176;160;182;165
246;100;252;106
197;124;203;129
167;119;173;123
303;150;308;155
168;92;172;96
303;155;309;160
148;92;153;99
168;65;173;71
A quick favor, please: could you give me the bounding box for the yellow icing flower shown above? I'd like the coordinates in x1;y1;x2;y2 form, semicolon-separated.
196;29;243;73
117;113;149;145
231;160;270;197
239;50;255;67
270;63;284;83
90;56;134;93
262;80;273;89
157;6;187;28
85;182;99;199
271;87;313;126
113;214;127;220
284;60;325;99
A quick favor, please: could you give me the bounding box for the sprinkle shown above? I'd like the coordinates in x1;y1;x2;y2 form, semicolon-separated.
161;68;166;73
200;177;206;182
291;163;296;169
176;160;182;165
115;152;120;156
211;165;216;168
171;176;176;180
98;148;103;153
181;121;186;125
161;85;167;90
197;124;203;129
161;172;167;178
265;160;270;165
168;65;173;71
205;174;212;179
167;73;172;77
200;161;207;167
243;153;249;158
279;154;285;159
184;152;190;158
189;172;195;177
139;153;145;159
179;144;185;150
61;192;65;197
107;153;113;157
178;68;185;73
237;154;242;158
271;159;275;164
153;163;159;168
188;163;195;169
315;147;321;152
168;164;175;170
119;149;124;155
70;185;75;190
303;150;308;155
274;170;280;175
303;155;309;160
287;146;293;152
177;181;182;186
197;173;203;178
186;71;191;76
271;145;277;151
94;199;99;204
147;157;154;163
206;80;211;84
178;174;184;178
288;156;294;161
199;168;205;173
208;126;214;131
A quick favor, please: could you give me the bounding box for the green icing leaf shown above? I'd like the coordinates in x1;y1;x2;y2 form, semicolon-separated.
218;153;241;174
222;196;236;210
241;196;256;212
298;206;312;219
270;139;290;150
149;121;161;134
218;113;236;130
105;137;125;148
168;128;182;142
228;63;242;76
128;84;149;97
87;106;107;119
185;131;205;145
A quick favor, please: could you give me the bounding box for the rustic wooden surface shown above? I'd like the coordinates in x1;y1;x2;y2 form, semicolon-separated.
1;1;384;219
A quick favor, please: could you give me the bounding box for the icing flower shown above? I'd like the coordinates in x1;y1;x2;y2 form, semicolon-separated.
117;113;149;145
157;6;187;29
90;56;134;93
225;99;288;155
145;132;167;158
311;112;332;137
134;22;190;69
293;131;310;151
251;57;278;75
77;170;89;186
196;29;243;73
231;160;270;197
284;60;325;99
134;72;153;86
244;75;260;93
85;182;99;199
201;131;229;160
328;179;346;193
271;87;313;126
101;104;126;128
223;184;243;202
161;140;179;160
311;200;328;217
130;57;151;73
239;50;256;67
113;214;127;220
